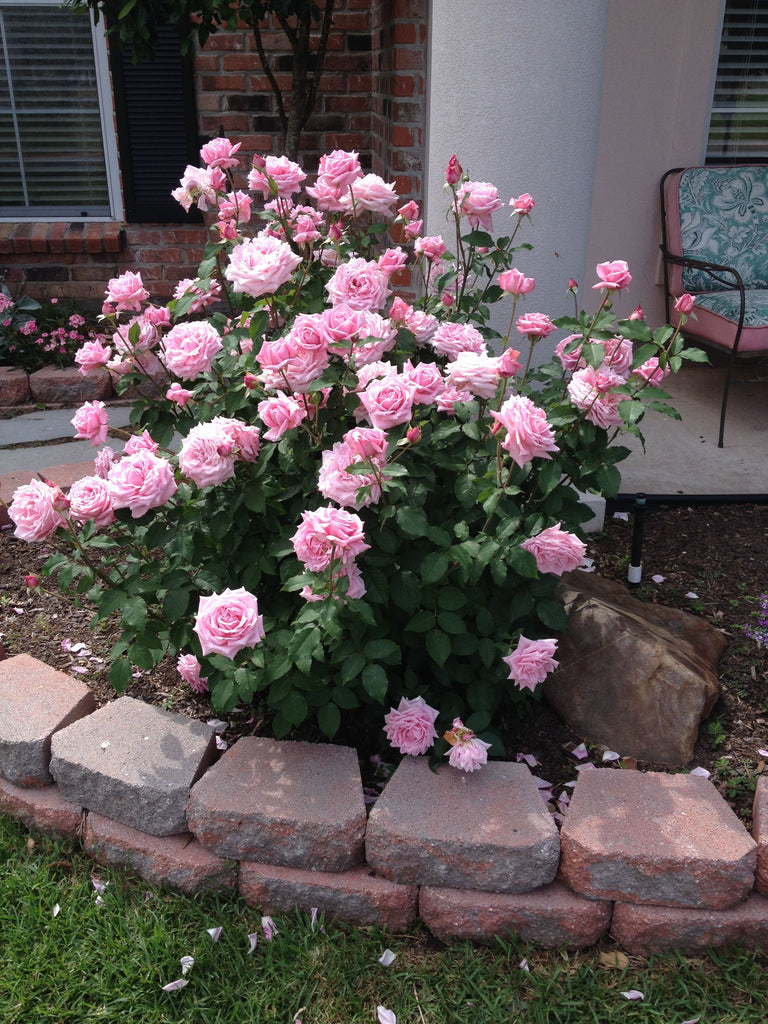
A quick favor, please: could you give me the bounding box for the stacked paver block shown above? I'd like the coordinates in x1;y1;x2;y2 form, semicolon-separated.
84;811;237;894
188;737;367;870
419;881;612;948
560;769;764;953
366;758;560;893
0;775;82;838
0;653;95;787
560;770;757;909
239;861;417;931
50;696;217;836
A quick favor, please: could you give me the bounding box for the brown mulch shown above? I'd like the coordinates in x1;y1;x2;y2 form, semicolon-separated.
1;502;767;824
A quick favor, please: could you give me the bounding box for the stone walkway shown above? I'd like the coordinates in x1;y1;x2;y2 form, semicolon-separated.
2;651;768;953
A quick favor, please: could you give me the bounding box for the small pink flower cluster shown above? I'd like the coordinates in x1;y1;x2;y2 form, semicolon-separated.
382;697;491;773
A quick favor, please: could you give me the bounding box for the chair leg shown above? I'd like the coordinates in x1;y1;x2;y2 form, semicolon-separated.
718;350;738;448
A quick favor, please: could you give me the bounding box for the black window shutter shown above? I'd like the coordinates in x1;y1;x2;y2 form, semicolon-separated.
109;25;201;223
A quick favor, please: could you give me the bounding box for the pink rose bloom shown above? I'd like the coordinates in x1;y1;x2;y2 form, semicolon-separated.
674;292;696;315
567;366;625;428
200;137;241;170
318;440;382;509
632;356;671;387
166;382;193;406
211;417;261;462
598;337;633;378
247;155;306;198
256;334;329;392
404;309;439;345
161;321;223;380
398;200;419;221
326;258;390;312
445;351;501;400
435;385;473;414
292;506;369;571
258;392;308;441
171;165;223;212
593;260;632;291
315;149;363;190
521;523;587;576
72;401;109;446
554;334;584;371
456;180;503;231
342;173;399;218
300;562;366;603
402;359;445;405
445;154;463;185
498;348;522;377
343;426;388;460
75;338;112;376
178;422;237;488
498;268;535;296
105;271;149;312
358;374;414;429
68;475;115;528
389;296;412;323
124;429;159;455
194;587;265;659
143;304;172;328
289;207;324;245
217;189;252;225
515;312;555;339
378;247;408;277
177;653;209;693
503;636;559;692
414;235;446;261
94;446;116;479
429;321;487;361
225;234;302;299
9;479;67;542
383;696;439;756
444;718;491;772
510;193;535;215
491;395;560;468
287;313;330;354
304;177;345;212
173;277;223;314
107;450;177;518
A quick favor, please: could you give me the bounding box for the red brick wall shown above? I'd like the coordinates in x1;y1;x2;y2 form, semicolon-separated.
0;0;427;307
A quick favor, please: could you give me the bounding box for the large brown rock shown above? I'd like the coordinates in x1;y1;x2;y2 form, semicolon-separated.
542;572;724;766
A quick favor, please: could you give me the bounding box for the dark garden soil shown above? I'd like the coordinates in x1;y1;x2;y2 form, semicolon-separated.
2;503;768;824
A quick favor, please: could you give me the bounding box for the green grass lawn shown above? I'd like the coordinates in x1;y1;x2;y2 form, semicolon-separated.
1;814;766;1023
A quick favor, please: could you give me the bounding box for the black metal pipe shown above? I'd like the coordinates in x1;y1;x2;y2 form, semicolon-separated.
628;493;646;587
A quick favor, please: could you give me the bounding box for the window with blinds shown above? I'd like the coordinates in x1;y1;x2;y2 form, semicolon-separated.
707;0;768;163
0;3;117;217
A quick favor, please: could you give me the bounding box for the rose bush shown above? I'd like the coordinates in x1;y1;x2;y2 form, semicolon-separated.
8;144;706;756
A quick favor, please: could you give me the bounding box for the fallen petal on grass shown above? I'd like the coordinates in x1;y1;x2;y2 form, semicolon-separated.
52;903;60;918
519;958;530;972
621;989;644;1000
378;949;396;966
161;978;189;992
602;750;620;761
180;956;194;975
571;742;589;760
261;916;278;941
377;1007;396;1024
247;932;258;954
207;926;223;942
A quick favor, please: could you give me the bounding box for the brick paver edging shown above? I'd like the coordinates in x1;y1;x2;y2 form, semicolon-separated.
2;652;768;953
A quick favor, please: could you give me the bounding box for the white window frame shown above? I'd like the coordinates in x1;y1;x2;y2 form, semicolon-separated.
0;0;123;221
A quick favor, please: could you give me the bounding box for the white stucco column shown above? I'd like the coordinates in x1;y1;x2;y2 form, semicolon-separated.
424;0;610;349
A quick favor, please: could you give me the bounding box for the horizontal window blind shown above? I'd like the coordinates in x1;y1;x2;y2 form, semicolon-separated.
707;0;768;163
0;4;110;216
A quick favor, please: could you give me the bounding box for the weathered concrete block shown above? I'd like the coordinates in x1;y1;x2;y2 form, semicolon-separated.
560;769;756;910
366;758;560;894
239;861;417;931
84;812;236;894
188;737;366;871
28;365;112;404
0;776;82;837
0;366;30;406
611;893;768;954
50;696;216;836
419;880;612;948
0;653;95;787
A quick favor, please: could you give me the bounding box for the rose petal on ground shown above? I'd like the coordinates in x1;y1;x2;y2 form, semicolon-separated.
516;752;539;767
91;876;107;893
682;1017;701;1024
378;949;396;966
519;958;530;972
161;978;188;992
621;990;644;1000
575;762;596;771
53;903;60;917
261;916;278;941
571;742;589;760
247;932;258;954
759;749;768;758
207;926;222;942
207;718;229;732
377;1007;396;1024
651;574;665;583
613;512;629;521
690;766;711;778
686;592;699;600
94;894;105;907
180;956;194;975
602;750;621;761
215;737;229;751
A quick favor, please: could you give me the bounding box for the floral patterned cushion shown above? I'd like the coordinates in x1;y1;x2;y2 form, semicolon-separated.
677;167;768;293
694;288;768;326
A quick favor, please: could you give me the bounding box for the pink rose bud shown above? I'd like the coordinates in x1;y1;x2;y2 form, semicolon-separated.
498;348;522;377
397;200;419;221
498;268;535;296
243;372;260;391
24;573;40;588
629;305;645;321
328;220;344;242
568;278;578;292
441;292;455;307
406;426;422;444
445;154;463;185
510;193;535;215
674;293;695;315
251;153;266;171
